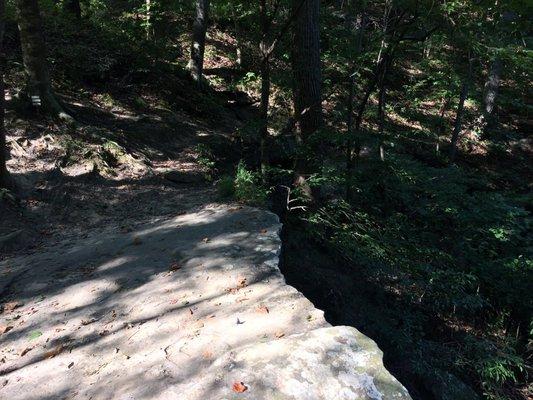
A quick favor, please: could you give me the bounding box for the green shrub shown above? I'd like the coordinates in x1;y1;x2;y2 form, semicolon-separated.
306;154;531;398
217;162;269;205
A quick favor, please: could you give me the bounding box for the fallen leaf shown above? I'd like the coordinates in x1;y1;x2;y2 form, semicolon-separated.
20;347;34;356
28;330;42;340
0;325;13;335
260;229;268;234
2;379;7;387
68;362;74;369
132;237;142;246
202;350;213;359
169;262;181;272
189;308;194;315
256;306;269;314
275;331;285;339
237;277;247;288
232;382;248;393
44;345;63;359
3;301;22;313
202;237;210;243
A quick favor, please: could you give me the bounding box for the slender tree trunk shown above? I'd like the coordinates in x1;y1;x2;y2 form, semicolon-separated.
345;11;365;201
65;0;81;20
450;54;472;162
15;0;71;120
145;0;152;39
259;0;270;176
482;56;501;133
436;95;449;153
377;64;387;161
233;15;242;67
189;0;209;85
291;0;322;179
0;0;10;189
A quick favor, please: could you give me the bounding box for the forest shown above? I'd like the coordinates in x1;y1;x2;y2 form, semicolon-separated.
0;1;531;399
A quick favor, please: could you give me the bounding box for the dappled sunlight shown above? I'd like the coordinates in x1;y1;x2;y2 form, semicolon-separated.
0;205;341;399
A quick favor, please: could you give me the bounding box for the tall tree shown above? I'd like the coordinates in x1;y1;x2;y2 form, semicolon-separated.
0;0;9;189
450;52;472;162
15;0;71;119
481;56;501;133
188;0;210;85
291;0;322;176
258;0;271;176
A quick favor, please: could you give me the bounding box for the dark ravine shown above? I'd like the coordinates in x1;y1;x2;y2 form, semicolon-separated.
279;220;481;400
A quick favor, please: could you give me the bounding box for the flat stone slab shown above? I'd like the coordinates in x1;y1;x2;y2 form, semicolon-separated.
0;205;410;399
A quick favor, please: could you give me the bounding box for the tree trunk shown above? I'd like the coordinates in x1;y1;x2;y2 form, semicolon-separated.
65;0;81;20
15;0;71;120
189;0;209;85
259;0;270;177
377;55;389;161
291;0;322;178
292;0;322;141
345;11;365;201
0;0;10;189
482;56;501;133
450;54;472;162
145;0;152;39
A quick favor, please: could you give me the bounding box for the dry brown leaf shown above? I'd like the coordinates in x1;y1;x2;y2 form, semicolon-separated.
20;347;34;356
0;325;13;335
3;301;22;313
169;262;181;272
44;345;63;359
237;277;247;288
256;306;269;314
275;331;285;339
260;229;268;234
232;382;248;393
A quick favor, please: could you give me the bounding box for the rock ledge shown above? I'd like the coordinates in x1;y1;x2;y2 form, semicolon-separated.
0;205;410;400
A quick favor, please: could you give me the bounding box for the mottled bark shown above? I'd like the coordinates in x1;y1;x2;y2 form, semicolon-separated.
0;0;10;189
259;0;270;176
15;0;71;119
345;11;365;201
291;0;322;187
377;59;387;161
482;57;501;132
450;55;472;162
292;0;322;142
189;0;210;85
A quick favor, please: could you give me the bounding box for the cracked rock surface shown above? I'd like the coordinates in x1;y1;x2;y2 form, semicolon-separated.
0;205;411;400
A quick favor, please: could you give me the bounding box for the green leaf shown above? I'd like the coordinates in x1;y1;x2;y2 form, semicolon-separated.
28;331;43;340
